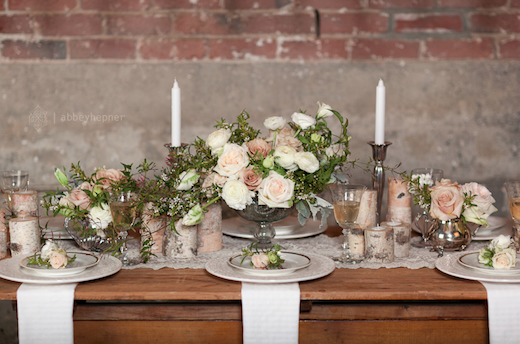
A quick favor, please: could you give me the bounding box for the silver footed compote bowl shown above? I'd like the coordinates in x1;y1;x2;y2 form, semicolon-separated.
236;198;293;247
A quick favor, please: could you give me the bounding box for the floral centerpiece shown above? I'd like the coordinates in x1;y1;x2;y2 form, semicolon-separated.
156;102;350;229
479;235;517;270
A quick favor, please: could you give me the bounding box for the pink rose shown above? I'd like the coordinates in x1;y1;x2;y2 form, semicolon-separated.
94;168;125;189
246;138;272;159
429;179;464;221
66;182;92;210
251;253;269;269
258;171;294;208
275;135;302;151
49;250;68;269
460;182;497;214
239;167;263;191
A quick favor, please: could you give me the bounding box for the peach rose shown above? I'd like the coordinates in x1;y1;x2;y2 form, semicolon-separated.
275;134;302;150
258;171;294;208
266;127;295;142
239;167;263;191
49;250;68;269
246;138;272;159
214;143;250;177
461;182;497;215
492;248;516;270
66;182;92;210
251;253;269;269
429;179;464;221
94;168;125;189
202;173;227;189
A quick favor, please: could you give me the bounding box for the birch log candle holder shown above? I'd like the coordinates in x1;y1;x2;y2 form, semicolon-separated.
0;208;8;259
9;216;39;256
11;190;38;218
381;221;411;258
385;178;412;225
141;203;167;255
364;226;394;263
197;203;223;253
163;219;198;258
356;190;377;230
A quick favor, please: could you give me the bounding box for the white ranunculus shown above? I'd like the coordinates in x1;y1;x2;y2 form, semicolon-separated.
274;145;297;170
214;143;250;177
291;112;316;130
41;240;59;260
176;169;200;191
258;171;294;208
294;151;320;173
492;248;516;270
491;235;513;250
264;116;286;131
316;101;333;119
206;129;231;154
221;179;254;210
89;203;113;230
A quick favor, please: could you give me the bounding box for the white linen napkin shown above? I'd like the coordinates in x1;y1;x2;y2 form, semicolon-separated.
17;283;78;344
241;282;300;344
481;282;520;344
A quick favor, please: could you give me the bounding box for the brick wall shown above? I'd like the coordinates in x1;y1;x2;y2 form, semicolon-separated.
0;0;519;61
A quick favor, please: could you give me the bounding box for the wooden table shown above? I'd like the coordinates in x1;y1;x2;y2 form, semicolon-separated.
0;227;489;344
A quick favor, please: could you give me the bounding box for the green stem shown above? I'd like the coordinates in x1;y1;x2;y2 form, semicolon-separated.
202;196;221;210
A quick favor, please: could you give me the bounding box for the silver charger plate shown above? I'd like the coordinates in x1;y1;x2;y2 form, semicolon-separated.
0;254;121;284
206;252;335;284
222;217;327;240
228;252;311;276
20;252;99;277
436;251;520;283
458;252;520;275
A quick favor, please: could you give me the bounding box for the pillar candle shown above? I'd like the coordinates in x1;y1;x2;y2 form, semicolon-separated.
381;221;410;258
197;203;223;253
12;190;38;218
171;79;181;147
346;226;365;259
9;216;40;256
0;208;8;259
386;178;412;224
375;79;385;145
356;190;377;230
365;226;394;263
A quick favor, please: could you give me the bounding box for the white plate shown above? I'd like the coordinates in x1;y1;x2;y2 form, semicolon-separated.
0;254;121;284
20;252;99;277
436;251;520;283
473;216;514;240
458;252;520;275
228;252;311;276
222;217;327;240
206;252;335;284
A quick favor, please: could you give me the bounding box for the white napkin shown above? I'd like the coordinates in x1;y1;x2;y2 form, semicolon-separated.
241;282;300;344
481;282;520;344
17;283;78;344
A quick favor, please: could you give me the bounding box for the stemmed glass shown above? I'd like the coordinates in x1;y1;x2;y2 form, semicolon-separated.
0;170;29;211
505;182;520;251
109;191;137;266
330;184;366;264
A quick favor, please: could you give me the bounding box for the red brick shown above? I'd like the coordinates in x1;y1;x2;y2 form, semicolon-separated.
280;40;319;59
0;15;32;34
140;38;206;59
470;13;520;33
35;15;102;36
0;2;4;10
394;14;463;33
152;0;221;9
499;39;520;58
2;40;66;59
297;0;363;9
209;38;276;59
107;15;170;35
70;39;136;58
425;38;494;59
512;0;520;7
321;13;388;34
226;0;291;9
321;39;348;58
245;13;315;34
438;0;506;8
352;39;419;59
9;0;76;11
368;0;434;9
175;13;235;34
82;0;151;11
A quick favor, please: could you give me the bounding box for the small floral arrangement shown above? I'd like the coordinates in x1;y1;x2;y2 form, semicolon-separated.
157;102;350;229
479;235;517;270
405;172;498;226
27;240;76;269
241;243;284;270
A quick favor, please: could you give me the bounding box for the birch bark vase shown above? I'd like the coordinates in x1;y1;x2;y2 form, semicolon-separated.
381;221;410;258
0;208;8;259
140;203;166;255
197;203;223;253
385;178;412;224
9;216;40;256
364;226;394;263
163;219;198;258
12;190;38;218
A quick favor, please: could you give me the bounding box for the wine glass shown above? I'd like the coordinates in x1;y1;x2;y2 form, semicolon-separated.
410;168;443;248
0;170;29;211
505;182;520;251
109;191;137;266
329;183;366;264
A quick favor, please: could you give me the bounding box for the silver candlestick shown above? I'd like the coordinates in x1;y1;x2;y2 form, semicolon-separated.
368;141;392;225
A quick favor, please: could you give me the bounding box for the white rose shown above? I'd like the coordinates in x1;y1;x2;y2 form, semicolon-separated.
176;169;200;191
294;151;320;173
251;253;269;269
258;171;294;208
463;206;490;226
221;179;254;210
274;145;297;170
492;248;516;270
461;182;497;218
291;112;316;130
316;101;333;119
214;143;250;177
41;240;59;260
206;129;231;154
264;116;286;131
491;235;513;250
89;203;113;230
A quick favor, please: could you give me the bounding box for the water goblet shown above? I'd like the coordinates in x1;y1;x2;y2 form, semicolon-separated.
0;170;29;211
505;182;520;251
109;191;137;266
330;183;367;264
